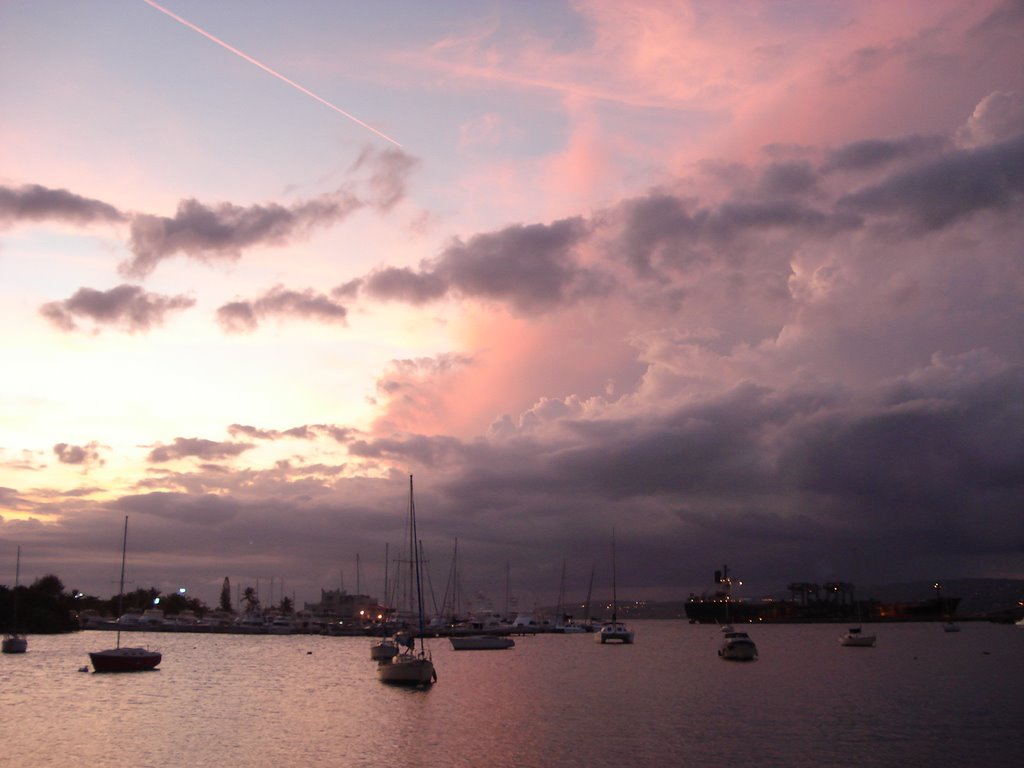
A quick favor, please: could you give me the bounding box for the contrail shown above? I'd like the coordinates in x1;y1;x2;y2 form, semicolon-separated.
142;0;401;147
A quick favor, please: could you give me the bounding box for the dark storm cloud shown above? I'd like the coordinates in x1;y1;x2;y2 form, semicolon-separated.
838;134;1024;229
123;193;361;278
361;267;448;304
454;368;1019;590
146;438;255;464
361;217;605;313
600;192;696;278
6;362;1020;601
53;442;105;469
599;130;1020;288
0;183;126;227
215;285;348;333
120;147;418;278
969;0;1024;37
788;366;1024;503
545;383;784;500
439;218;603;311
348;433;470;468
708;201;857;235
113;491;242;526
605;190;860;280
756;161;820;197
822;135;948;172
39;284;196;333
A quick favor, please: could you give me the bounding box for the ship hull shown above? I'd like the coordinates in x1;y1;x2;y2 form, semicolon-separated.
685;596;960;624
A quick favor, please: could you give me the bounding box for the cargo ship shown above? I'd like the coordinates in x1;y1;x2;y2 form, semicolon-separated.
685;566;960;624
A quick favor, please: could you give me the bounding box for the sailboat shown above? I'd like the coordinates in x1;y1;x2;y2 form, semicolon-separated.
2;546;28;654
89;517;162;672
595;528;634;644
550;558;582;633
716;565;757;660
370;543;400;661
378;475;436;685
839;624;876;646
936;581;961;632
840;562;876;647
839;588;876;647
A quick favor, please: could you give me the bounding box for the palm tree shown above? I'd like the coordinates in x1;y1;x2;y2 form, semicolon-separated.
241;586;260;614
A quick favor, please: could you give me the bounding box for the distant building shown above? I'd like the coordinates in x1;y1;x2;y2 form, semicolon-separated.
303;589;387;621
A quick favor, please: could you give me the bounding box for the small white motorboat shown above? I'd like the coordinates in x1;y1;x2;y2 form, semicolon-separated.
839;626;877;647
719;629;758;660
595;620;635;644
370;636;401;661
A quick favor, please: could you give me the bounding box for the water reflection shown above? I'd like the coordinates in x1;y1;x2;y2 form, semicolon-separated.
0;623;1021;767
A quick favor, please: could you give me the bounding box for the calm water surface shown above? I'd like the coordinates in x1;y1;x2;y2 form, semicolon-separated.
2;621;1021;767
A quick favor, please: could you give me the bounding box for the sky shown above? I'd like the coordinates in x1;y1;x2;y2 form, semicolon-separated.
1;0;1022;612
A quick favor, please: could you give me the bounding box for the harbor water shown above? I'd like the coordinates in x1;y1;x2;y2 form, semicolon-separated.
2;621;1021;767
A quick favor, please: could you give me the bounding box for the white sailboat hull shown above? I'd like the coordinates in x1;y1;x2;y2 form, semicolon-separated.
377;654;436;685
595;622;634;644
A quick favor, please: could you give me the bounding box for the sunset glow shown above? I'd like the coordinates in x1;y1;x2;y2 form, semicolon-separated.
1;1;1021;607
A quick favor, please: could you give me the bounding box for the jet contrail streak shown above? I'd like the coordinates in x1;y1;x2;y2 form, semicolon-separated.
142;0;401;147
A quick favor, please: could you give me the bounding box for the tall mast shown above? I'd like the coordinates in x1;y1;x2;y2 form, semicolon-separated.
453;537;459;619
383;542;389;615
11;545;21;635
504;561;511;618
584;564;594;623
407;476;415;620
116;516;128;650
558;558;567;618
611;527;618;623
409;475;426;649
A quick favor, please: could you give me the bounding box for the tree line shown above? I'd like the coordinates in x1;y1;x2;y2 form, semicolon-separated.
1;574;294;634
